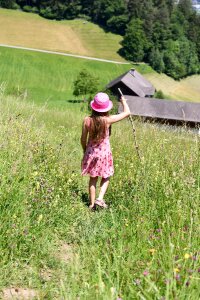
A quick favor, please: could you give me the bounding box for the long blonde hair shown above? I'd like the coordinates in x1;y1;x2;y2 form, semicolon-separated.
89;110;110;143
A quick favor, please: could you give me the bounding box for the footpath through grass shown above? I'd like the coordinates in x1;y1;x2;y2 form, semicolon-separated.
0;93;200;299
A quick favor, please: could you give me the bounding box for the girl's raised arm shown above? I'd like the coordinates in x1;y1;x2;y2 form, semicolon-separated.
107;96;130;125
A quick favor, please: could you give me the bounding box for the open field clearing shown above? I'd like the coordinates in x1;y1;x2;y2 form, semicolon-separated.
0;8;124;61
0;46;131;107
146;73;200;102
0;8;200;102
0;47;200;106
0;93;200;299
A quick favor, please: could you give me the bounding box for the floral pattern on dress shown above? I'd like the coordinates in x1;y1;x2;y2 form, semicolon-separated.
81;118;114;178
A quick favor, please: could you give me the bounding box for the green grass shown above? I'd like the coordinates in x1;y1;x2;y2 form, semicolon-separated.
0;93;200;299
1;7;200;103
0;8;124;61
0;47;131;108
1;46;200;106
0;10;200;299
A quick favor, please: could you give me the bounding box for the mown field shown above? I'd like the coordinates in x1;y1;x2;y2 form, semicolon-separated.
0;8;124;61
1;8;200;102
0;47;132;107
0;91;200;299
0;47;200;107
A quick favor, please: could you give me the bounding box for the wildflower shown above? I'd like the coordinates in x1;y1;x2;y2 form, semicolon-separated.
149;248;156;254
110;287;116;295
184;253;191;259
38;214;43;222
143;270;149;276
134;279;141;285
164;279;171;285
174;268;180;273
149;234;155;240
175;274;181;281
197;268;200;273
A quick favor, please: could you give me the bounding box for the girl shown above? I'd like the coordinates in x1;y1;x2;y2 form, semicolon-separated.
81;92;130;209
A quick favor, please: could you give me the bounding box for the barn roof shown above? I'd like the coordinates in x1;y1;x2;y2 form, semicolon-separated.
118;96;200;124
107;69;155;97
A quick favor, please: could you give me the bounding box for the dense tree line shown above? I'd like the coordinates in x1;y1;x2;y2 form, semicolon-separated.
1;0;200;79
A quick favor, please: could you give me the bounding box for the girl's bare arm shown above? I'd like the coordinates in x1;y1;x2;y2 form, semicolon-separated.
107;96;130;125
81;118;89;153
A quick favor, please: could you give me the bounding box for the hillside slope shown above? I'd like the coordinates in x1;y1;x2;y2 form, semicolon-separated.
0;94;199;298
0;8;124;61
0;8;200;102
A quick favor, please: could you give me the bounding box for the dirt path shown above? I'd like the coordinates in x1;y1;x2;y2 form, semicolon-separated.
0;44;130;65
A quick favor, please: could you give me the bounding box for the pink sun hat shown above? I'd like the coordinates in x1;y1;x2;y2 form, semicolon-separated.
90;92;113;112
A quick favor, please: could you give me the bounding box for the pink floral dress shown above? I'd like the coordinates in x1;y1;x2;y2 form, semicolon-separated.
81;117;114;178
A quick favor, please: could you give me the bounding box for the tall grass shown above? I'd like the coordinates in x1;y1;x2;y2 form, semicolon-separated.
0;47;132;108
0;92;199;299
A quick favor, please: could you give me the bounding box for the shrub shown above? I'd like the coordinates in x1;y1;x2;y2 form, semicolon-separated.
73;69;99;101
12;2;20;10
154;90;165;99
23;5;33;13
40;7;56;19
32;6;39;14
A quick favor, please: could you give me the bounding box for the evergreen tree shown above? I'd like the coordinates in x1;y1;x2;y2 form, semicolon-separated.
127;0;146;18
107;15;129;35
149;48;165;73
177;0;192;19
165;0;175;15
187;12;200;60
0;0;15;8
121;18;149;62
92;0;127;26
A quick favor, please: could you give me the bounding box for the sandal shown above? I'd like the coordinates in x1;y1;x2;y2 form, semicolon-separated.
95;199;108;208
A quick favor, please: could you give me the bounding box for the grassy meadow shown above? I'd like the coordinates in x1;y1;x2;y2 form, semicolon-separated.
1;8;200;102
0;91;200;299
0;11;200;298
0;8;124;61
0;47;132;107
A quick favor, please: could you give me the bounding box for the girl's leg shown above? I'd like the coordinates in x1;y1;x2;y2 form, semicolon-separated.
98;177;110;201
89;176;98;208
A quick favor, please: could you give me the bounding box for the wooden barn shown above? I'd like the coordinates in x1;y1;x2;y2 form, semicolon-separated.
118;96;200;126
107;69;200;126
106;68;155;97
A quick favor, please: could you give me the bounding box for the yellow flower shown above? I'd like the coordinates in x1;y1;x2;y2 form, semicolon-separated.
149;248;156;254
184;253;191;259
38;214;43;222
174;268;180;273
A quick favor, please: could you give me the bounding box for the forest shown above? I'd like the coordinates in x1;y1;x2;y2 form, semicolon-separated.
1;0;200;79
